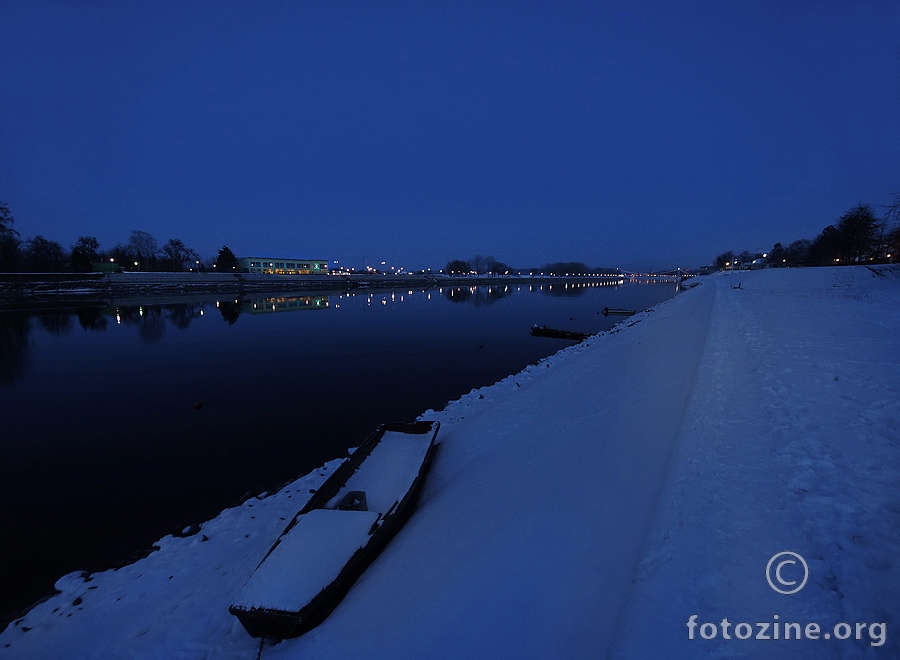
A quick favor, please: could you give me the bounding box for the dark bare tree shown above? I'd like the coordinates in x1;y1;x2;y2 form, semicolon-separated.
714;251;734;269
22;236;66;272
0;201;21;271
471;254;488;274
109;242;136;270
71;236;100;272
810;225;842;265
786;239;811;266
767;242;786;266
883;191;900;261
128;230;158;271
885;191;900;226
161;238;199;272
836;203;879;263
445;259;470;274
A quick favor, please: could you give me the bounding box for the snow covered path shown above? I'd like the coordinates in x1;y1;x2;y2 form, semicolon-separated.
612;266;900;659
2;266;898;659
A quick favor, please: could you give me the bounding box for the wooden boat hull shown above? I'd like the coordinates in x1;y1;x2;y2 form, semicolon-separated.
531;325;589;341
229;421;440;639
601;307;636;316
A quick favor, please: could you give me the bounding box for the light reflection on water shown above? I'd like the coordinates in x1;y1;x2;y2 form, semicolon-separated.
0;280;676;622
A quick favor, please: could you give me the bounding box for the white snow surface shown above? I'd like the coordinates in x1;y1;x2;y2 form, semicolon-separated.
326;429;433;514
2;265;898;659
232;509;380;613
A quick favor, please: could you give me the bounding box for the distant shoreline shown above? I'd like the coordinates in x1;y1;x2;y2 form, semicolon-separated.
0;272;633;308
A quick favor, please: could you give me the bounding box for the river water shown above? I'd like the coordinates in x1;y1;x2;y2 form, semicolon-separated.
0;279;677;622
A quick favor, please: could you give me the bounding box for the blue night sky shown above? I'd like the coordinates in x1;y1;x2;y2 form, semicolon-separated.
2;1;899;271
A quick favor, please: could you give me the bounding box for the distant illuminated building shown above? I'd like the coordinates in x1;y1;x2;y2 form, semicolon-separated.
240;257;330;275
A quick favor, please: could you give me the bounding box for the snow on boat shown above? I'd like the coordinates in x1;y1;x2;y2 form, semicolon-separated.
229;421;440;640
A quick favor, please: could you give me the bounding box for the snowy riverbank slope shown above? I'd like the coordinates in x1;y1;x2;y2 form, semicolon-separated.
2;266;897;659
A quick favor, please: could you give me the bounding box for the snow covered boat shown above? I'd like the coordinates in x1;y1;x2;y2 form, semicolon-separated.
229;421;440;639
601;307;636;316
531;325;590;341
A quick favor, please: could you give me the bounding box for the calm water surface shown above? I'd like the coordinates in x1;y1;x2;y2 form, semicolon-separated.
0;280;677;621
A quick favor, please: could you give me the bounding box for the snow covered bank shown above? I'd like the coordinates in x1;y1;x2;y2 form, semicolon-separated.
611;265;900;659
2;266;898;659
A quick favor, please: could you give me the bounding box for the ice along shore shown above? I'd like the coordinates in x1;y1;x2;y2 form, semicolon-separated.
2;265;898;659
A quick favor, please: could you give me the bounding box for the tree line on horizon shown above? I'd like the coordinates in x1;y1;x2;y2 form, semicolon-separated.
445;255;511;275
0;207;607;277
714;198;900;270
0;203;240;274
444;256;618;276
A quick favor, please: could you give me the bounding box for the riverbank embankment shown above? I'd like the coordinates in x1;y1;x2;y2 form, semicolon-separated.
3;266;896;659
